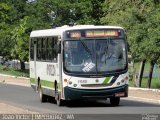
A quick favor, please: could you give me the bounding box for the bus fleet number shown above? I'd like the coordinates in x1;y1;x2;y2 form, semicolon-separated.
47;64;56;76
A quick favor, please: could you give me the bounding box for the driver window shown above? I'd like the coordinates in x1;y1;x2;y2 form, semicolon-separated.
71;43;84;65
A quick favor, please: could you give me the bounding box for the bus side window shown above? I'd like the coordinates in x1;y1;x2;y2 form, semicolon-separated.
30;38;34;60
52;37;58;62
42;38;47;61
47;38;52;61
37;38;42;61
46;38;48;61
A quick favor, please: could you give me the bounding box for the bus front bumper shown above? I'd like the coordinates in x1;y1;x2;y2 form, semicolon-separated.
64;84;128;100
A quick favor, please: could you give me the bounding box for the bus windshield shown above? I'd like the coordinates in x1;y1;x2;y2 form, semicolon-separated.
63;39;127;75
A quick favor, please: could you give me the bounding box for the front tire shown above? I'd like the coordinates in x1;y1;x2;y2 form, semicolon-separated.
110;97;120;106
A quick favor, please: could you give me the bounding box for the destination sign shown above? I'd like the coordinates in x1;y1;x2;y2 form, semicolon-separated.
66;29;121;39
85;30;118;37
70;31;81;38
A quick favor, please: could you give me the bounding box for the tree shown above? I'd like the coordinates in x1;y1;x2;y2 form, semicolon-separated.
1;0;106;70
11;17;29;70
72;0;105;25
101;0;160;88
145;2;160;88
25;0;105;30
0;2;13;59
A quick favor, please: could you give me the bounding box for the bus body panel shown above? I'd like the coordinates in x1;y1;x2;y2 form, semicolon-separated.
64;84;128;100
62;71;128;100
30;60;60;96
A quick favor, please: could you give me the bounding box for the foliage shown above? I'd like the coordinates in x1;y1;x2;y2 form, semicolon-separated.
101;0;153;61
25;0;105;29
0;2;13;59
11;16;29;62
0;0;105;68
101;0;160;88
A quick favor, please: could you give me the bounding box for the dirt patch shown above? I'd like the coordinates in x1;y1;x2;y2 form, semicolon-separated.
129;89;160;100
0;75;30;85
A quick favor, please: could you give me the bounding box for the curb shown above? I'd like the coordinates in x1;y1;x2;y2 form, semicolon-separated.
0;74;29;80
1;82;30;87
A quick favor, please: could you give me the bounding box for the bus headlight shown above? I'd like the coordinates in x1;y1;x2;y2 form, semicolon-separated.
117;82;120;85
73;84;77;87
121;79;125;83
69;81;72;85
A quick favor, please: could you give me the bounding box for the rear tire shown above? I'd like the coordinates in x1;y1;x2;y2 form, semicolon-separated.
39;85;47;103
110;97;120;106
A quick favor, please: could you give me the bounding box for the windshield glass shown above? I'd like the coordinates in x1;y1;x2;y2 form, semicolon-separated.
63;39;127;74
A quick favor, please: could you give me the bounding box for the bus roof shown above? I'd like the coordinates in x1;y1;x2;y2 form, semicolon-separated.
30;25;124;38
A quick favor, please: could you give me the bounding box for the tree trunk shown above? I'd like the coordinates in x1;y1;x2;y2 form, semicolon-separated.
148;61;154;88
138;59;146;87
20;60;25;70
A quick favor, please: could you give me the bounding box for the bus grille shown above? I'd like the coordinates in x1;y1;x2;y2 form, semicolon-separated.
81;84;112;87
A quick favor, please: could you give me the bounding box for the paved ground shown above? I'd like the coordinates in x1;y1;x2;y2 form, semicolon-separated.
0;74;160;114
0;103;36;114
0;83;160;115
0;74;30;86
0;75;33;114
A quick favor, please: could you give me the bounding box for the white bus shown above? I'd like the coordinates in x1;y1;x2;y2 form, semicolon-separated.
29;25;128;106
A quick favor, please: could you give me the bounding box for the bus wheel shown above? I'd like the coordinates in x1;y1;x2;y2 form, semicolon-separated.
38;85;47;103
110;97;120;106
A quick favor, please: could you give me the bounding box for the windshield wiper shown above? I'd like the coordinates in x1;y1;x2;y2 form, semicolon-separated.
79;39;92;56
104;39;110;64
104;46;108;64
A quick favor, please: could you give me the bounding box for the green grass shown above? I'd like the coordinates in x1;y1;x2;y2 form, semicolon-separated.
0;65;29;77
129;78;160;89
128;62;160;89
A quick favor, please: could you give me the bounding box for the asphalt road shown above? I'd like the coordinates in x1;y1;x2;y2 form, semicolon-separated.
0;83;160;120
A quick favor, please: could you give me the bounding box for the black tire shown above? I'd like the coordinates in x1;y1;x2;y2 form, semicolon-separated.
110;97;120;106
48;96;57;104
39;85;47;103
